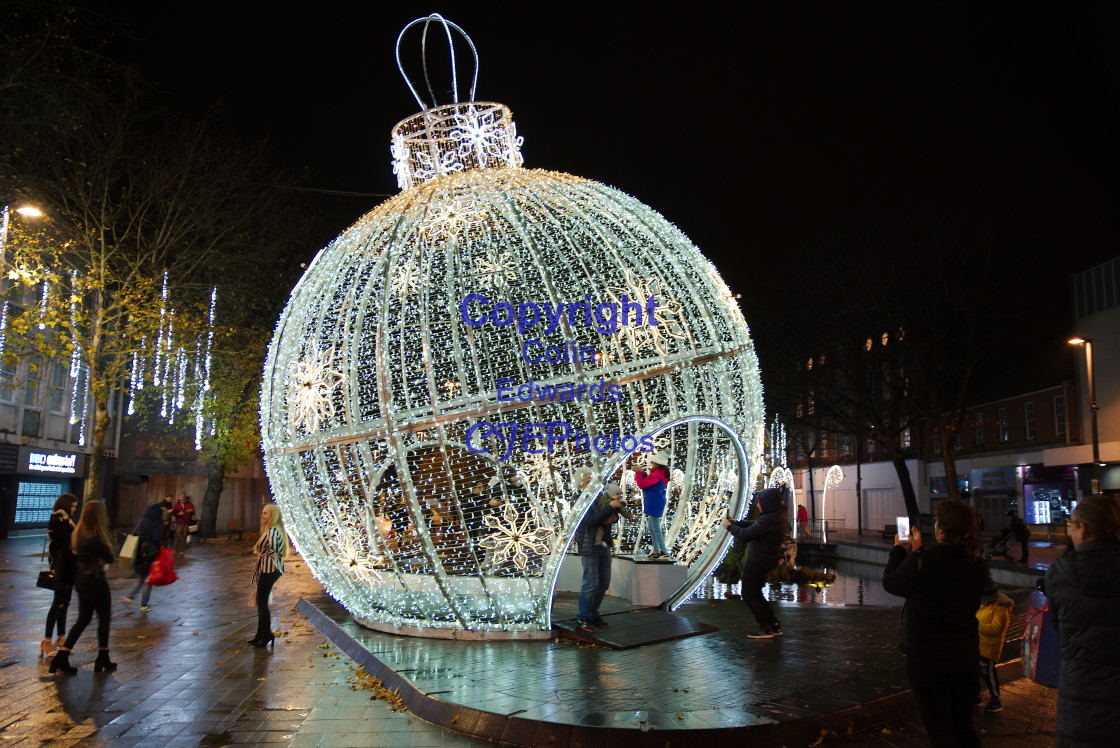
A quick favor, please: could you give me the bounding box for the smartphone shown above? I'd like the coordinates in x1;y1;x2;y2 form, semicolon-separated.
896;516;910;542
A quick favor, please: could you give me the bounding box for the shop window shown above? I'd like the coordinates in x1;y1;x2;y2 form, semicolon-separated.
13;478;68;526
998;407;1009;443
1025;402;1036;440
974;412;984;446
1053;395;1066;436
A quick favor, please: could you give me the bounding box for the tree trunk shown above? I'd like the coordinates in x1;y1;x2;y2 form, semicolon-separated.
891;453;921;520
86;391;111;505
941;429;961;502
200;453;225;538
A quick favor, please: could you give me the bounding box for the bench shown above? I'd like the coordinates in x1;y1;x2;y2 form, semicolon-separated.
227;518;246;541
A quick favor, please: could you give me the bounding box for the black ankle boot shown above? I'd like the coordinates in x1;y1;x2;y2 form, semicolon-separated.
94;650;117;673
49;649;78;675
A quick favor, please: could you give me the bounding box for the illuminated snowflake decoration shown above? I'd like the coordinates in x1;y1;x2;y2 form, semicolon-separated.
391;256;424;297
608;269;689;355
286;344;344;433
478;502;554;571
330;529;384;587
391;133;412;190
450;105;505;166
422;195;483;241
520;451;563;491
473;250;519;289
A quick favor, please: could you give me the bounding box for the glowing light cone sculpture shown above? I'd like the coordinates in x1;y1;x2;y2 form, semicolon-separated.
260;15;765;638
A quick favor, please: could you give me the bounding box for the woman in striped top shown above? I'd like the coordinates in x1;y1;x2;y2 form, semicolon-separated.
250;504;291;648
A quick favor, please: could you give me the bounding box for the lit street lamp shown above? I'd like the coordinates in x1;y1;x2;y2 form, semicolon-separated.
1069;336;1101;493
1;203;45;284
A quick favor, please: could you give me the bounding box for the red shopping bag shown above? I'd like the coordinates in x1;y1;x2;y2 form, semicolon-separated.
146;547;179;586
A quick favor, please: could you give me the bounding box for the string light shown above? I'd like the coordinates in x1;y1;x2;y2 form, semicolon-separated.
258;16;765;637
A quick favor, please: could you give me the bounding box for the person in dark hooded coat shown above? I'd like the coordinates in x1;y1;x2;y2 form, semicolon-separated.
122;502;164;612
1044;495;1120;748
722;486;787;638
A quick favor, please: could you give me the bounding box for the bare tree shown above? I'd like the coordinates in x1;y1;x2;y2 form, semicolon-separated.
0;3;284;502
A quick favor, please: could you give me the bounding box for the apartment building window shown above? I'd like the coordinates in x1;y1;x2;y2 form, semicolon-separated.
48;363;67;413
808;390;815;415
998;407;1009;443
840;436;852;457
974;412;984;446
24;358;42;410
1025;401;1036;440
901;428;911;449
0;357;14;402
1053;395;1066;437
955;428;962;451
933;433;942;455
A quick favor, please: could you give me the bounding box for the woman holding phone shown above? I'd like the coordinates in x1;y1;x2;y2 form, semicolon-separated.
883;501;988;748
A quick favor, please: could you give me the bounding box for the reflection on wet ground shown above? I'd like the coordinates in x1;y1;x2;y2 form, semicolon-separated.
695;558;903;607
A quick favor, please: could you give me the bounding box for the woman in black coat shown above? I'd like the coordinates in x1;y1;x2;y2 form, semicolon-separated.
722;486;787;639
123;503;164;612
1044;496;1120;748
42;493;79;658
50;501;117;674
883;501;988;748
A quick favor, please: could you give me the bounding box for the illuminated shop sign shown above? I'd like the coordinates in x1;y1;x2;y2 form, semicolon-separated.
16;447;85;476
28;451;78;474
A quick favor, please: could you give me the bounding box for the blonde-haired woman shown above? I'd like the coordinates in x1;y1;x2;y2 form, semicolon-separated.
50;501;116;674
249;504;291;648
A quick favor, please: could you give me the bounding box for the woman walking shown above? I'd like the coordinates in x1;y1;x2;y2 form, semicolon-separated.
1044;495;1120;747
883;501;988;748
122;502;164;612
42;494;79;658
50;501;117;674
249;504;291;648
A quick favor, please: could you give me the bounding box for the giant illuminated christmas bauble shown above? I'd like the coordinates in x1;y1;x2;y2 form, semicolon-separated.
260;19;764;639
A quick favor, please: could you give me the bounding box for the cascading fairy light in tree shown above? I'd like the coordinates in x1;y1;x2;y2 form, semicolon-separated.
259;14;765;639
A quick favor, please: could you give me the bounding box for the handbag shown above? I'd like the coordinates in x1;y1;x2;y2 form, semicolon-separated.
36;534;59;590
146;547;179;586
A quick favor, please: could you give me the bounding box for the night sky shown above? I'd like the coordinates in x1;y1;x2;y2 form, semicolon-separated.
107;3;1120;369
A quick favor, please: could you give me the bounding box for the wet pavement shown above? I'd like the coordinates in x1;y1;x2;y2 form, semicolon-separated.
0;532;1059;746
0;535;488;747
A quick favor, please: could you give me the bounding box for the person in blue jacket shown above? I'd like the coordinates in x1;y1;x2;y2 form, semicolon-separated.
634;450;671;559
122;502;164;612
1045;495;1120;748
722;486;787;638
573;482;626;633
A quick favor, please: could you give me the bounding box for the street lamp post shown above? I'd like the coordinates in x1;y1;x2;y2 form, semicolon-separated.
1069;337;1101;493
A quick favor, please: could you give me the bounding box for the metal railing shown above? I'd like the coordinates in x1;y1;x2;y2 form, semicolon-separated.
788;518;845;542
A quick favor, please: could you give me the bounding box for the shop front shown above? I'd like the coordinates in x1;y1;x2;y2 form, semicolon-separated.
1023;464;1077;524
0;444;88;537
